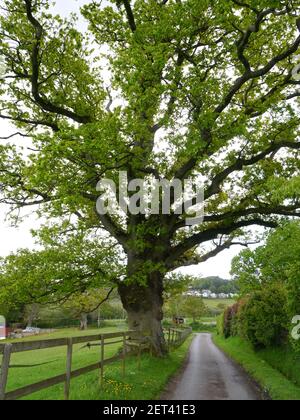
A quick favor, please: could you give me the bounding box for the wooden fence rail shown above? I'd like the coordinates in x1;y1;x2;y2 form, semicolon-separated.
0;327;192;401
0;330;135;401
165;327;193;348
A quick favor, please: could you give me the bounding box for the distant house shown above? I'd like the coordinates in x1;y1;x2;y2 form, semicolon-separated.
185;290;204;297
201;290;212;298
186;288;236;300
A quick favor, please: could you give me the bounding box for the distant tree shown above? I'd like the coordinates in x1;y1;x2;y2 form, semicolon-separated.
163;273;191;319
164;273;190;301
190;276;239;294
0;237;122;316
24;303;41;328
94;300;125;321
231;249;262;294
64;289;115;330
181;296;207;323
36;305;78;329
164;296;184;320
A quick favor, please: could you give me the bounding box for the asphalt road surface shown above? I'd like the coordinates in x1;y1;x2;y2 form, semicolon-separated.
163;333;262;401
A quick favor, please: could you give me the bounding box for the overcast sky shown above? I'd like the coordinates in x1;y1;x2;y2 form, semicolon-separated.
0;0;248;279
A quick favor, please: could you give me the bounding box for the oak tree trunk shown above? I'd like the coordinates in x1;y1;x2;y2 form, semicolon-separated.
118;270;167;356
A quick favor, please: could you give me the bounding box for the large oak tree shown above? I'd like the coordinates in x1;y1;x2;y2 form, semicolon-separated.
0;0;300;354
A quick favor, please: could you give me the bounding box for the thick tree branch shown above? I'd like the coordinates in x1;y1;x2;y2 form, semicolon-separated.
87;287;116;313
231;0;259;14
173;140;300;224
95;210;128;249
167;218;278;266
79;191;128;247
174;204;300;232
204;141;300;200
0;131;31;140
202;205;300;223
215;17;300;116
120;0;136;32
171;19;300;183
23;270;115;306
170;237;259;270
0;112;59;131
24;0;92;124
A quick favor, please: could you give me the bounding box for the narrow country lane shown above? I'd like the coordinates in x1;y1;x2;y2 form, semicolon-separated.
162;333;262;401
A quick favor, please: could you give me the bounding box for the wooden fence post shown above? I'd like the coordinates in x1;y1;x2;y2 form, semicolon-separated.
0;343;12;400
122;333;126;378
100;335;105;387
64;338;73;400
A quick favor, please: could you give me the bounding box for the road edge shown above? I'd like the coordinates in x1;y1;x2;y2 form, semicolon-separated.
212;334;272;400
158;333;196;400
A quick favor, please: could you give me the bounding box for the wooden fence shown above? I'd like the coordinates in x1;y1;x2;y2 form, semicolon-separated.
0;328;192;401
165;327;193;348
0;330;134;400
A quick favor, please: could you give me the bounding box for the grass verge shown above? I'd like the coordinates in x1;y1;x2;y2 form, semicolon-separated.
213;335;300;400
69;335;193;401
259;346;300;388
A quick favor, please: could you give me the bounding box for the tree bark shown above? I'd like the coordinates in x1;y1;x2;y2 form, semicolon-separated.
25;304;39;329
79;313;88;331
118;270;167;356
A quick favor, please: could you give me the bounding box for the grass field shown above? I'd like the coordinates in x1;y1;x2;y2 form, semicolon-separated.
213;335;300;400
203;298;235;311
1;326;193;400
2;327;125;399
